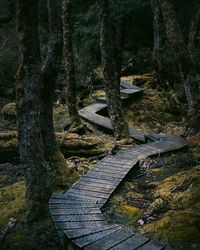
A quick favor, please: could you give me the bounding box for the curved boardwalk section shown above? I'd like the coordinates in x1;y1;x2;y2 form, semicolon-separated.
49;83;187;250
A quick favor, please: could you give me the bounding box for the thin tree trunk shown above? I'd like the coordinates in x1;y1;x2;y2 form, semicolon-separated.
40;0;67;186
96;0;130;141
62;0;82;129
113;22;123;84
188;0;200;53
151;0;163;85
16;0;49;223
159;0;200;135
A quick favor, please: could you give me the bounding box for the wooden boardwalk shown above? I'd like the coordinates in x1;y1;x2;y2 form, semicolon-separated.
49;83;187;250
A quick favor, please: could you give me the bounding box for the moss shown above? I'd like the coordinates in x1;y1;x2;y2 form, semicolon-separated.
0;181;26;230
137;166;200;248
149;168;166;174
140;210;200;248
120;205;141;217
153;166;200;199
51;150;80;189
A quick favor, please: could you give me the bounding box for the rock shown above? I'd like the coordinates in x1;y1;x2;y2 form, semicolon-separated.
137;219;145;225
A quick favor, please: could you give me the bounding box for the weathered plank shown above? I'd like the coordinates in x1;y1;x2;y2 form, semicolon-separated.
77;179;117;189
80;175;120;185
72;183;114;194
52;213;106;223
54;220;108;230
73;226;122;248
49;208;101;216
64;224;119;239
109;233;149;250
68;188;110;199
84;228;134;250
136;240;165;250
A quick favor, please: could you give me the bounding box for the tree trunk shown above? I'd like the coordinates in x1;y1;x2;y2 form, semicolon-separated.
62;0;82;129
188;0;200;53
151;0;163;86
40;0;67;186
40;0;69;189
113;22;123;84
159;0;200;135
96;0;130;141
16;0;49;223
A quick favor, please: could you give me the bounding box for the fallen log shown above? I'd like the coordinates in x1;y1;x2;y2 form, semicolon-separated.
0;131;108;163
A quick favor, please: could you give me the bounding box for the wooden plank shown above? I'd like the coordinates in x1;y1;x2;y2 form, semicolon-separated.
68;188;110;199
49;208;101;216
101;155;135;164
80;175;120;185
84;172;123;181
49;199;84;205
84;228;135;250
65;192;99;203
62;192;100;202
116;152;143;161
77;179;116;189
109;233;149;250
50;193;79;200
72;183;114;194
54;221;100;230
52;213;106;223
55;219;109;230
73;226;122;248
49;203;97;209
94;162;130;170
136;240;165;250
89;168;128;178
64;224;119;239
69;188;111;200
95;162;133;170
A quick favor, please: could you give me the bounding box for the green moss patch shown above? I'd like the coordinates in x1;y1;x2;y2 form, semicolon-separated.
0;181;26;230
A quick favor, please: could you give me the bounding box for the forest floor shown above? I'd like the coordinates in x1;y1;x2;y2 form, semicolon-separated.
0;75;200;249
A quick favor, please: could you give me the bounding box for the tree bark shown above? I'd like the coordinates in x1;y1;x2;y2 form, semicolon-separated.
188;0;200;53
151;0;163;85
113;22;123;84
62;0;82;129
159;0;200;136
16;0;49;223
96;0;130;140
40;0;67;185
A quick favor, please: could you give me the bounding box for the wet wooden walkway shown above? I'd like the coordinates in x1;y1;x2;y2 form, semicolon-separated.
49;83;187;250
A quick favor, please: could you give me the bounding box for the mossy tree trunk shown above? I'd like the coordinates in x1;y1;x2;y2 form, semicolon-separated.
96;0;130;141
16;0;50;223
62;0;82;129
159;0;200;136
40;0;67;185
